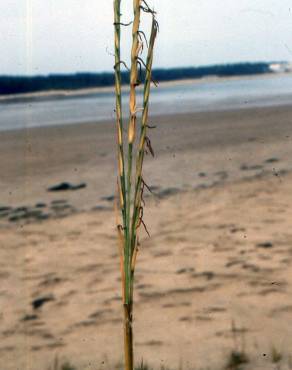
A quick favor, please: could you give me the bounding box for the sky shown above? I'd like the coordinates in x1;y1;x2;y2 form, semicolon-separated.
1;0;292;75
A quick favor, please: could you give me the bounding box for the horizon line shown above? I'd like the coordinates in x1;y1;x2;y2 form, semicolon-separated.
0;60;289;78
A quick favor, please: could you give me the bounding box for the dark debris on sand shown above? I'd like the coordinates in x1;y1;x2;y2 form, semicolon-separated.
47;182;86;192
0;200;77;225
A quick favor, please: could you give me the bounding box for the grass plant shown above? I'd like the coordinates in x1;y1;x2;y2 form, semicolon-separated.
113;1;158;370
271;346;282;364
226;321;249;370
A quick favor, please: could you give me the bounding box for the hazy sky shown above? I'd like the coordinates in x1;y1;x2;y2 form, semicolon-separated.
1;0;292;75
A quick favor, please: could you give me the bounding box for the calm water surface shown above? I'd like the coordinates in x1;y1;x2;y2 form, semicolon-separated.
1;74;292;131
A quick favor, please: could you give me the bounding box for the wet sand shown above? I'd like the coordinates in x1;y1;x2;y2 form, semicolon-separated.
0;105;292;369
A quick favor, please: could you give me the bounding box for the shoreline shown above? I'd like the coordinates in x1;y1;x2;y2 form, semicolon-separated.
1;71;291;104
1;101;292;135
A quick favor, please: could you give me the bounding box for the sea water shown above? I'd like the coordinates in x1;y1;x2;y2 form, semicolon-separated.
1;74;292;132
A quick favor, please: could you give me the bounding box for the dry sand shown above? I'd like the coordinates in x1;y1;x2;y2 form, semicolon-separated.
0;105;292;370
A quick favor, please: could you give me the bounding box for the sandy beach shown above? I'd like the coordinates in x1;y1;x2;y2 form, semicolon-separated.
1;105;292;369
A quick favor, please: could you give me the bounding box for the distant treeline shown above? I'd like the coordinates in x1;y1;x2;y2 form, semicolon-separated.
0;62;271;95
